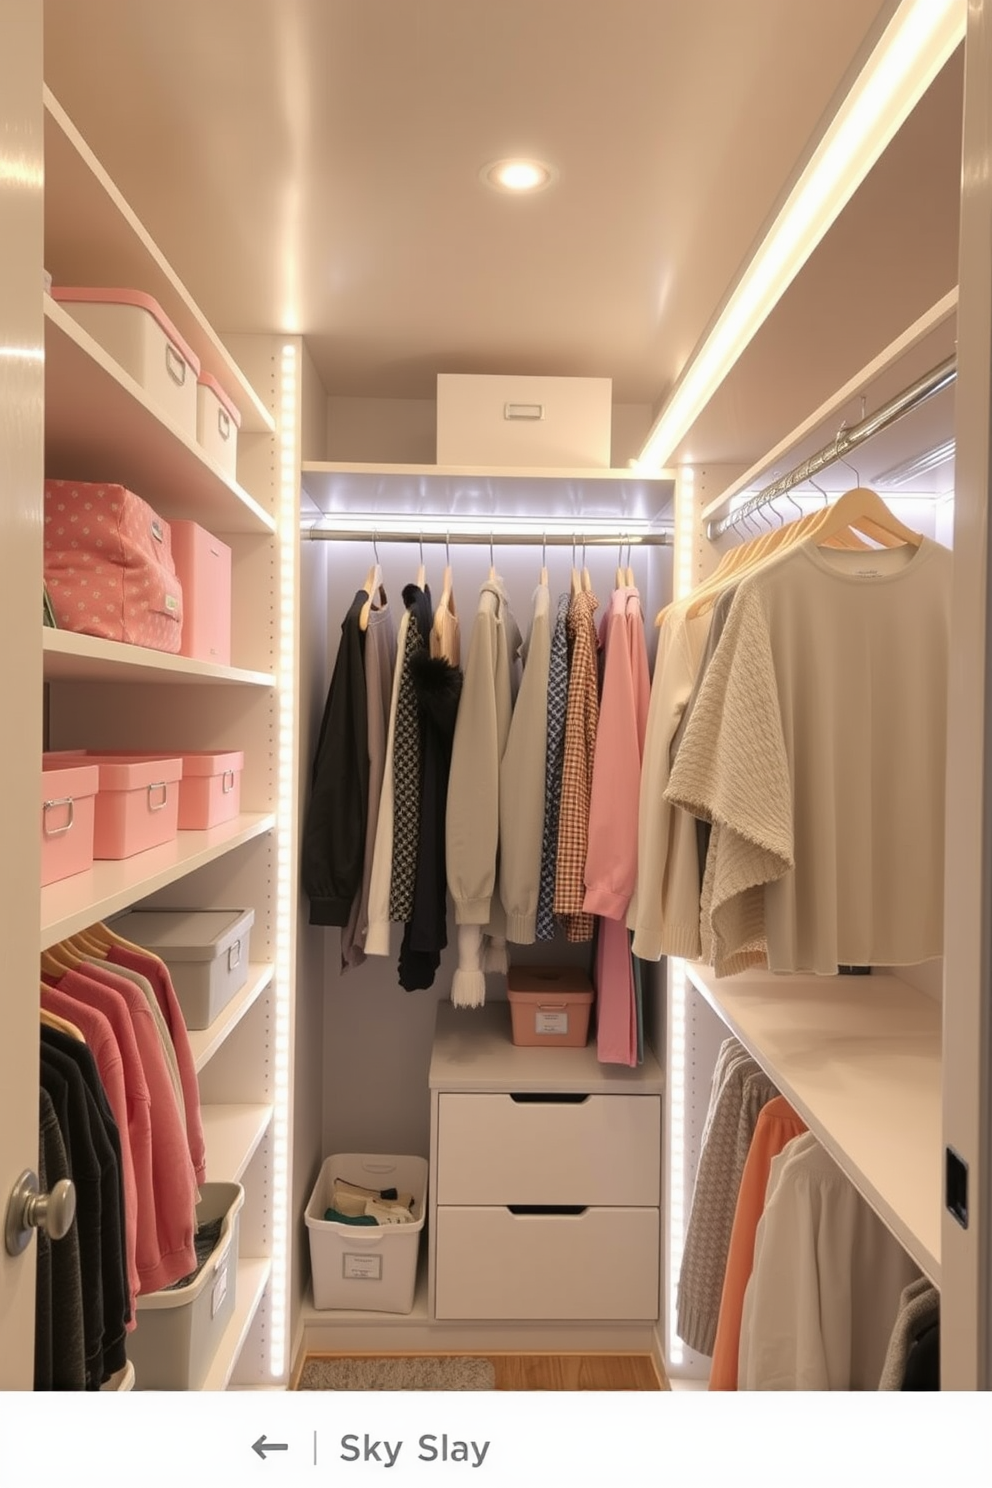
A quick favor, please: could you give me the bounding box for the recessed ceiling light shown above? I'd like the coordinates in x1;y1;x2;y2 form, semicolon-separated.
481;157;556;194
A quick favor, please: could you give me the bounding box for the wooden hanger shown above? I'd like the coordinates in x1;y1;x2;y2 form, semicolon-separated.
69;928;107;958
540;533;549;589
415;533;426;590
806;486;923;549
570;535;581;597
580;535;592;593
359;535;386;631
81;918;161;962
41;1005;85;1042
487;532;497;583
624;539;635;589
41;945;76;978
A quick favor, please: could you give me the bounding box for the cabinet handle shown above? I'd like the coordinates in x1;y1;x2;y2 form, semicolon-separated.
509;1092;590;1104
506;1205;588;1217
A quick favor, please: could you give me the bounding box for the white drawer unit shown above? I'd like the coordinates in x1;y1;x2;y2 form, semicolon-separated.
428;1002;664;1327
436;373;613;468
436;1092;660;1206
434;1205;660;1321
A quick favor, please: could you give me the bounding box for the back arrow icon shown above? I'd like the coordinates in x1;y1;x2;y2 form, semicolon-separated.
252;1435;290;1460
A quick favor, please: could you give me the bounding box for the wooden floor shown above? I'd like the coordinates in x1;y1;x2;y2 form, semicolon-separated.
295;1352;667;1391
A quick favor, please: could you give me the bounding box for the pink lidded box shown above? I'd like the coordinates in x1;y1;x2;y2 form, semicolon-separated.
51;287;201;439
168;520;232;666
195;373;241;480
52;749;244;831
506;966;595;1048
40;762;99;886
61;754;184;860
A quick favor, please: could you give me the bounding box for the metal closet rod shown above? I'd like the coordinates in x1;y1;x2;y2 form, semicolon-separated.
706;353;958;541
304;526;672;546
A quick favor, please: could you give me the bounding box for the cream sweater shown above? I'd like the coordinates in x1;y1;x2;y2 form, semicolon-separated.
666;539;951;976
499;582;551;943
363;608;411;956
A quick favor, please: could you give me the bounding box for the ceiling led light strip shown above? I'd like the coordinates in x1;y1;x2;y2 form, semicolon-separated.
636;0;965;471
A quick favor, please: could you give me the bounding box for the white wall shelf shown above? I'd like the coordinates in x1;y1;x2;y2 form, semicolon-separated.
685;962;942;1283
189;965;275;1075
201;1259;272;1392
43;88;274;437
43;628;275;687
40;813;275;949
202;1103;274;1184
44;297;275;535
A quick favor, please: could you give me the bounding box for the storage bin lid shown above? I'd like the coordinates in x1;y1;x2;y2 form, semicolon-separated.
81;754;185;789
196;371;242;428
507;986;595;1006
136;1182;243;1310
173;750;244;777
507;965;594;994
117;907;254;961
41;762;100;802
51;286;201;376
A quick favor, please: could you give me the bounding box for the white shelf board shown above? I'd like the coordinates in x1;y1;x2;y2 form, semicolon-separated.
189;965;275;1074
301;460;675;520
43;627;274;687
202;1103;274;1183
685;962;942;1282
40;813;275;948
202;1258;272;1391
44;298;275;535
430;1001;664;1095
43;89;273;436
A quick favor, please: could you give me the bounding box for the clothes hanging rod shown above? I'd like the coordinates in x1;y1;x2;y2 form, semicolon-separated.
706;354;957;540
303;526;672;546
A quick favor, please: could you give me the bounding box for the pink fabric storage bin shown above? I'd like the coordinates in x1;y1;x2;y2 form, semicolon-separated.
73;754;183;860
507;966;595;1047
40;762;99;886
44;481;184;653
195;373;241;481
168;520;232;665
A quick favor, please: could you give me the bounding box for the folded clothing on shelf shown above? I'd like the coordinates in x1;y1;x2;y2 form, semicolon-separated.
323;1177;417;1226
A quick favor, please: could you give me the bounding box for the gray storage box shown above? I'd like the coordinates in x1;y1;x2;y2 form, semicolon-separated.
118;907;254;1029
128;1181;244;1390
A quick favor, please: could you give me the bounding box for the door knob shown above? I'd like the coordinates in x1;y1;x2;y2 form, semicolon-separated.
5;1169;76;1256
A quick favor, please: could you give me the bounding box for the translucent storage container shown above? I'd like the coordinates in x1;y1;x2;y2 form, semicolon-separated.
116;907;254;1030
305;1153;428;1313
52;287;201;440
128;1182;243;1390
168;520;233;666
40;761;99;886
195;373;241;480
507;965;595;1047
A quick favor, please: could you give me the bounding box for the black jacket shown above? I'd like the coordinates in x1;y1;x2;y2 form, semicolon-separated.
302;590;369;926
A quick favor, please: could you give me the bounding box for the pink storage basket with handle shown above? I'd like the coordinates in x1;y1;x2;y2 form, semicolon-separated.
63;748;244;830
44;481;183;652
49;754;185;860
40;761;99;887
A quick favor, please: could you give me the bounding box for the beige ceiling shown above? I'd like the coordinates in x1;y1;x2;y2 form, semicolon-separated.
44;0;951;471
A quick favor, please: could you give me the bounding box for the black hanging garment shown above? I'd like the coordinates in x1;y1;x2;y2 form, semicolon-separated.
35;1087;86;1391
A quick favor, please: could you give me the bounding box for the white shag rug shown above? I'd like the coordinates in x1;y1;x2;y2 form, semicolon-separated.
296;1355;496;1391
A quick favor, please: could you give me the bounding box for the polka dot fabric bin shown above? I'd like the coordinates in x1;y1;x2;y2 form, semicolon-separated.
44;480;184;652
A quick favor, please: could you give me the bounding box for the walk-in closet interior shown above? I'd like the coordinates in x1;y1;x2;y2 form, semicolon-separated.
2;0;990;1394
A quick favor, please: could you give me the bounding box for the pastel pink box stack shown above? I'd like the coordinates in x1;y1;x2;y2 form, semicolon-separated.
52;749;244;831
48;754;185;860
168;520;233;666
40;762;99;886
506;965;595;1048
44;480;184;652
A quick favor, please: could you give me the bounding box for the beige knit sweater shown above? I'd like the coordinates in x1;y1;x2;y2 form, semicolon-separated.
666;538;951;976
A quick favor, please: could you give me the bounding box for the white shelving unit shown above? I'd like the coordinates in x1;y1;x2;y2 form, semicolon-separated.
20;81;303;1391
685;963;942;1281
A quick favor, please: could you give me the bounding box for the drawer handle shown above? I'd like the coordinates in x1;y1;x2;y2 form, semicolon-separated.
507;1205;588;1217
42;795;75;837
509;1093;590;1105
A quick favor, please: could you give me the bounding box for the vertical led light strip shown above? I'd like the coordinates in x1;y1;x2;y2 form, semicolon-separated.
667;465;695;1369
269;340;299;1378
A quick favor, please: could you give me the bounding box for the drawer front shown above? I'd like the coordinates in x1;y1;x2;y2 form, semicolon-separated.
436;1093;660;1206
435;1206;659;1320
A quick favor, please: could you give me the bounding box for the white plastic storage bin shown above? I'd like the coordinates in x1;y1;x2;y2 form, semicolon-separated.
436;373;613;467
128;1182;243;1390
115;907;254;1030
51;286;201;440
305;1154;428;1313
195;373;242;480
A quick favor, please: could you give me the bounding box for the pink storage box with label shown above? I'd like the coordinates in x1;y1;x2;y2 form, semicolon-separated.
52;287;200;439
168;521;232;666
195;373;241;481
40;762;100;887
44;481;184;653
506;966;595;1047
49;754;185;860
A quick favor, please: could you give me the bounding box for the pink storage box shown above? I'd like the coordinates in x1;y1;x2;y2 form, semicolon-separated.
196;373;241;481
40;762;99;887
54;749;243;831
52;287;200;439
168;521;232;666
44;481;184;653
55;754;184;860
507;966;595;1048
